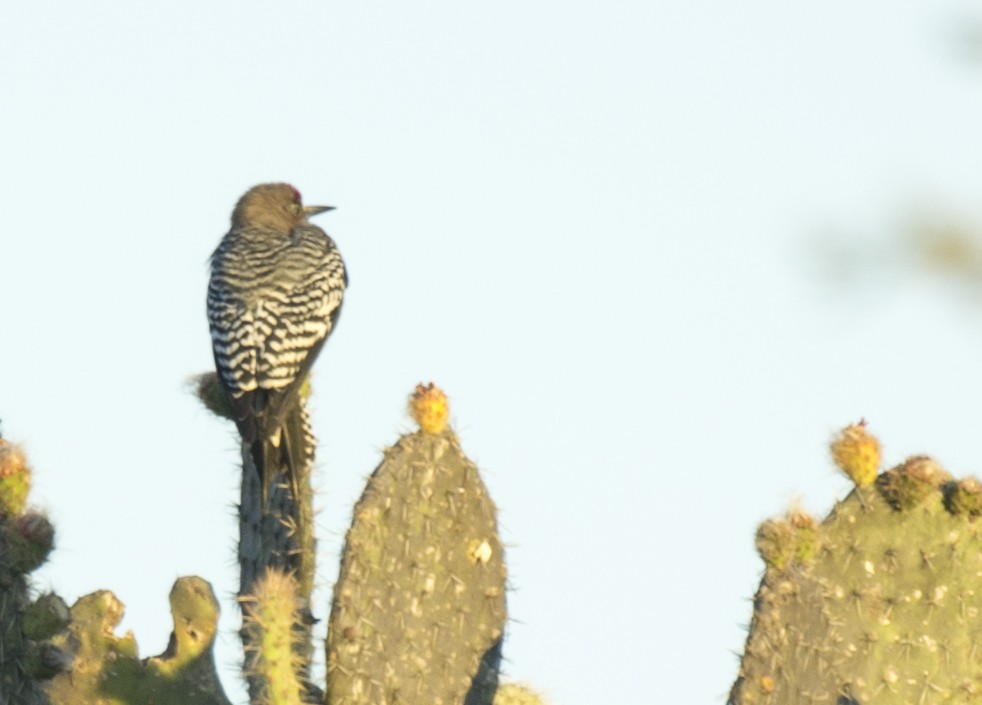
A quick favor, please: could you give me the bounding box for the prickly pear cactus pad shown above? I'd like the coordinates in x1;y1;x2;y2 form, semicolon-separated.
45;579;231;705
730;423;982;705
326;384;507;705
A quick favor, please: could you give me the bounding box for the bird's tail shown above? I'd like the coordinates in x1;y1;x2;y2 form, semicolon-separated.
249;402;313;509
282;402;315;504
239;400;314;592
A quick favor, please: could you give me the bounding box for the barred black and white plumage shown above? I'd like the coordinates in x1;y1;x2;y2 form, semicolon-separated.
207;183;346;503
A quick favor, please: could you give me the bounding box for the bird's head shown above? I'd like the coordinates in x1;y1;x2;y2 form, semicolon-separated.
231;183;334;233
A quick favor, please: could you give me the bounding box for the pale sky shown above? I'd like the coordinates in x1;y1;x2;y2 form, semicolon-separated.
3;3;982;704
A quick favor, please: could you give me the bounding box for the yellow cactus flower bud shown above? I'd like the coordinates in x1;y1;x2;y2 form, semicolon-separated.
409;383;449;434
830;420;881;487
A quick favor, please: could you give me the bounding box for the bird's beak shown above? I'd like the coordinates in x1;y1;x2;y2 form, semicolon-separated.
304;205;335;217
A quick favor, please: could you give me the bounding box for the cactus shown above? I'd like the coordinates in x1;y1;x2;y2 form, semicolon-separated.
237;405;319;703
197;370;320;703
493;683;550;705
0;380;545;704
730;422;982;705
195;379;520;704
830;419;881;488
0;440;68;705
45;578;231;705
325;384;508;705
240;569;305;705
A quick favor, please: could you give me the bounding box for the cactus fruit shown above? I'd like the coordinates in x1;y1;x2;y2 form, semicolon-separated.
754;509;819;572
730;423;982;704
876;455;948;511
0;439;30;518
326;385;507;705
409;382;450;435
830;420;881;488
6;512;56;574
944;476;982;517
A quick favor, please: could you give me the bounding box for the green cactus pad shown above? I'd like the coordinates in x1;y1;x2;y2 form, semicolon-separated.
45;579;231;705
731;460;982;704
327;429;507;705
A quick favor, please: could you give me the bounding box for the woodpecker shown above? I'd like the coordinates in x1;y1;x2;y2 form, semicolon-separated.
207;183;346;503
